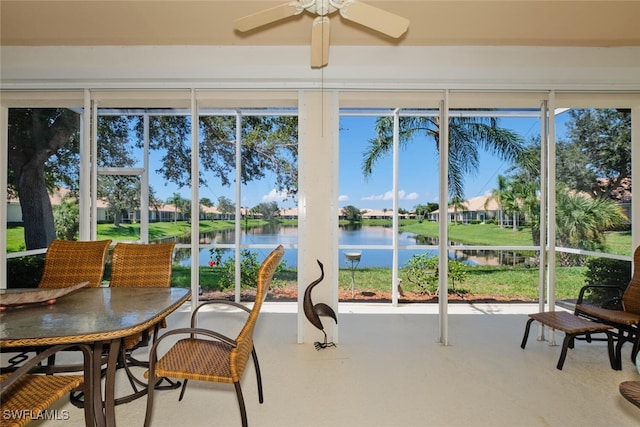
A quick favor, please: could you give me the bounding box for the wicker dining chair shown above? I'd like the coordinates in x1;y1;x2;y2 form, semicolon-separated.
143;245;284;427
109;242;177;404
1;344;92;427
4;239;111;371
38;239;112;289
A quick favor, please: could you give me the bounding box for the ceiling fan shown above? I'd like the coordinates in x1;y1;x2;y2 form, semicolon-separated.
234;0;410;68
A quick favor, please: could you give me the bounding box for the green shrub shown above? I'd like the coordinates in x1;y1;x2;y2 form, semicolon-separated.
585;257;632;289
7;255;44;288
215;250;263;290
403;253;467;295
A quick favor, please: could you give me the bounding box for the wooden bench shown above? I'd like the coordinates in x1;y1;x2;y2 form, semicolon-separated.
520;311;618;370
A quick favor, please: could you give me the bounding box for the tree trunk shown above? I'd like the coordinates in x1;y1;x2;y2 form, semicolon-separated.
16;159;56;249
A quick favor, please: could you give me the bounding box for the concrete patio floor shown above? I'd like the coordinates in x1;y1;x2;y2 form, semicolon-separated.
34;302;640;426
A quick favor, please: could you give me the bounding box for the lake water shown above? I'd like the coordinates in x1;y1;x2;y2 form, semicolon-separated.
173;224;527;268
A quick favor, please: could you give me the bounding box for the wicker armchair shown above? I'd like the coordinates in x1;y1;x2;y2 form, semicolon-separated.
143;245;284;427
109;242;177;404
1;344;92;427
574;246;640;365
38;239;112;289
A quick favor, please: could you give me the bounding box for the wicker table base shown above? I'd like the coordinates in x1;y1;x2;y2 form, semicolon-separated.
521;311;618;370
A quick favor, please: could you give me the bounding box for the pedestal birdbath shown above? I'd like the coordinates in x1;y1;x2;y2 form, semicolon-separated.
344;251;362;298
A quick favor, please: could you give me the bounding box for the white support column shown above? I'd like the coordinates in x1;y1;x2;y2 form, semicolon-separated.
297;89;339;345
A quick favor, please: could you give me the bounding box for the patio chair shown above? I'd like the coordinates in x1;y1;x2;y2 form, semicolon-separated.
4;239;111;370
108;242;178;405
574;246;640;365
1;343;92;427
143;245;284;427
38;239;112;288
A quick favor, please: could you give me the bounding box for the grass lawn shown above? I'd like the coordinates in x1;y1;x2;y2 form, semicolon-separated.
7;219;630;300
176;264;586;302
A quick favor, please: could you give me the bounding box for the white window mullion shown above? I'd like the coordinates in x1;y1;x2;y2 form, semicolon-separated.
0;104;8;288
235;111;243;303
547;91;557;312
90;97;99;240
439;92;449;346
79;89;91;240
141;114;150;242
538;100;548;316
190;89;200;310
391;108;400;306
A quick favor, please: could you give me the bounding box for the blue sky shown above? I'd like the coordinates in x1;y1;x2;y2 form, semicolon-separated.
150;113;555;211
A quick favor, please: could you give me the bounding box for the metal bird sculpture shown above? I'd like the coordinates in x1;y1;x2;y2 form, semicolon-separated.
303;259;338;350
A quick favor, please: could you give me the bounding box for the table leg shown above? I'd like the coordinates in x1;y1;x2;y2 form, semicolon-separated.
104;339;122;427
520;318;535;349
90;342;106;427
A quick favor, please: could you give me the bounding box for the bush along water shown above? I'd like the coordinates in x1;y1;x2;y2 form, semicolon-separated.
403;253;467;296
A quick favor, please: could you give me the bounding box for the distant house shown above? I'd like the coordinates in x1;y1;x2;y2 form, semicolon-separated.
8;188;183;224
359;209;411;220
279;207;297;219
428;195;501;224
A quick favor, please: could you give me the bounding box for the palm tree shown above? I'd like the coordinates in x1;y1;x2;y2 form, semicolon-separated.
485;174;510;227
555;185;627;266
449;195;467;225
166;192;183;223
362;115;525;199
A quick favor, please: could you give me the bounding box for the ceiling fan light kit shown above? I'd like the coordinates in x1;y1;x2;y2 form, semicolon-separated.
234;0;410;68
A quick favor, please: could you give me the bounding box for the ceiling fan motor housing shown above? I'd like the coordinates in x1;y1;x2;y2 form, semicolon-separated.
302;0;341;17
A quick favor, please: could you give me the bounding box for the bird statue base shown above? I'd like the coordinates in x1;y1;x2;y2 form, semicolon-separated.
314;331;336;350
315;341;336;351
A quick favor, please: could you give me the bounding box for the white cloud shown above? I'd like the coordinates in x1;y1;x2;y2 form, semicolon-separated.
338;194;349;202
262;189;289;202
362;190;420;201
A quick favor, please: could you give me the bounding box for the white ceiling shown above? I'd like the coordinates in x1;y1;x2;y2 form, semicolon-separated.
2;1;640;48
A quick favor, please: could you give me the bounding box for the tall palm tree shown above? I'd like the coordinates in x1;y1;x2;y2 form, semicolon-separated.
362;115;525;199
166;192;183;223
485;174;510;227
449;195;467;225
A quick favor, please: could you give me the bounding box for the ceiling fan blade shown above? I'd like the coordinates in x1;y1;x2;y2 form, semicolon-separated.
339;0;409;39
234;1;303;32
311;16;330;68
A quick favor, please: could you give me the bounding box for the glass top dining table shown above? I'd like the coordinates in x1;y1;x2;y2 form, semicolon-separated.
0;287;191;427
